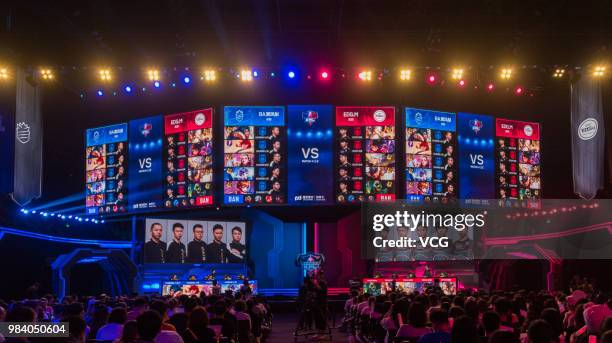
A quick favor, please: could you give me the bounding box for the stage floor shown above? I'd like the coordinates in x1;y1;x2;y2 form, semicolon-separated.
267;312;348;343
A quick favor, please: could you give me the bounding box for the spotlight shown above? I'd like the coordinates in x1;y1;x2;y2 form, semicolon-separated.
147;69;160;81
287;71;296;79
253;70;259;78
514;86;523;95
458;79;466;87
153;81;161;88
321;71;329;79
486;83;495;92
124;85;132;93
399;69;412;81
593;65;606;77
451;68;464;80
0;67;9;80
183;76;191;84
31;210;36;214
101;220;105;224
552;68;565;78
500;67;513;80
426;73;437;85
40;68;54;80
358;70;372;81
240;69;253;82
97;90;104;96
202;69;216;81
98;69;112;82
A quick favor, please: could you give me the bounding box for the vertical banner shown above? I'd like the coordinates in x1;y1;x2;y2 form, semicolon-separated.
129;115;163;212
223;106;286;205
85;123;128;215
287;105;334;205
457;112;495;201
405;108;457;204
11;69;43;205
495;119;541;208
0;105;14;193
571;77;604;199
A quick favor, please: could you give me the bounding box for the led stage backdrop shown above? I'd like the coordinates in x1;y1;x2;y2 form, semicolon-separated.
405;108;458;203
287;105;334;205
495;119;541;207
85;123;128;215
457;112;495;201
223;106;286;205
163;109;214;208
335;106;397;203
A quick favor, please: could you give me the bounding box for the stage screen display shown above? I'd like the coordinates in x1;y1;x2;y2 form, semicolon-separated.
143;218;247;264
335;106;396;203
362;278;455;295
128;115;164;212
85;123;128;215
405;108;458;203
457;112;495;201
223;106;286;205
495;119;541;207
287;105;334;205
162;280;258;297
163;109;214;208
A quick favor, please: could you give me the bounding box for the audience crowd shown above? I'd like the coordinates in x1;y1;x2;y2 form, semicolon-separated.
342;276;612;343
0;285;271;343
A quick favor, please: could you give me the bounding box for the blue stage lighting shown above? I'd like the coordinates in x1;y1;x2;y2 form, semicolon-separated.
68;215;73;219
97;90;104;96
153;81;161;88
253;70;259;78
31;210;36;214
78;218;83;222
183;76;191;84
288;71;296;79
101;220;105;224
124;85;132;93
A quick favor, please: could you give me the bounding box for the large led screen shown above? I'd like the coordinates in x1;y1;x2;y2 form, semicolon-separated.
85;123;128;215
223;106;286;205
335;106;396;203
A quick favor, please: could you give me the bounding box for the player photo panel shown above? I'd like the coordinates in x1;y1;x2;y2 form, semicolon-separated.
225;222;247;264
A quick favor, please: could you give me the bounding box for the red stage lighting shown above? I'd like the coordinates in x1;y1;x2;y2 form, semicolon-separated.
486;83;495;92
515;86;523;95
427;74;437;85
458;79;466;87
321;71;329;79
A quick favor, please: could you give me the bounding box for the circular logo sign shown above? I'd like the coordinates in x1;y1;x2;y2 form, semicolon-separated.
578;118;598;140
194;112;206;126
523;125;533;137
373;110;386;123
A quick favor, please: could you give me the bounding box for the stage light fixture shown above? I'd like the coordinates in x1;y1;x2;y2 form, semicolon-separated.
552;68;565;78
202;69;216;81
399;69;412;81
98;68;112;82
358;70;372;81
96;90;104;96
451;68;464;80
500;67;513;80
593;65;606;77
183;76;191;84
240;69;253;82
0;67;9;80
147;69;160;81
321;71;329;79
458;79;466;87
487;83;495;92
124;85;132;93
514;86;523;95
288;71;296;79
40;68;54;80
426;73;437;85
153;81;161;88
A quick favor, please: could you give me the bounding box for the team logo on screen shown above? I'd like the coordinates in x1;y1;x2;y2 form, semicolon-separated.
16;122;31;144
195;112;206;126
140;122;153;137
234;110;244;122
523;124;533;137
414;112;423;124
373;110;387;123
469;119;483;133
302;111;318;126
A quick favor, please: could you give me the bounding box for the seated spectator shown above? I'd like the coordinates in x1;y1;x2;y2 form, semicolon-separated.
65;315;87;343
234;300;251;330
418;309;451;343
88;303;110;339
209;300;237;340
128;297;148;321
481;311;501;342
136;310;162;343
583;296;612;335
119;320;139;343
96;307;128;341
527;319;554;343
149;300;176;331
397;301;432;340
488;330;520;343
452;315;479;343
183;306;216;343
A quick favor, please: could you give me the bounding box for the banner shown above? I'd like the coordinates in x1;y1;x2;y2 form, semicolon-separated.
571;76;604;199
457;112;495;201
11;69;43;205
0;104;14;193
287;105;333;205
129;115;163;211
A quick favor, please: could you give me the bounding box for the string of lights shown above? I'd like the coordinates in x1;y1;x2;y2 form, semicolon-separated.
18;208;105;224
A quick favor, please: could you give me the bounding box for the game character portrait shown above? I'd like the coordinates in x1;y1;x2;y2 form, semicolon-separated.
144;222;167;263
225;139;254;153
